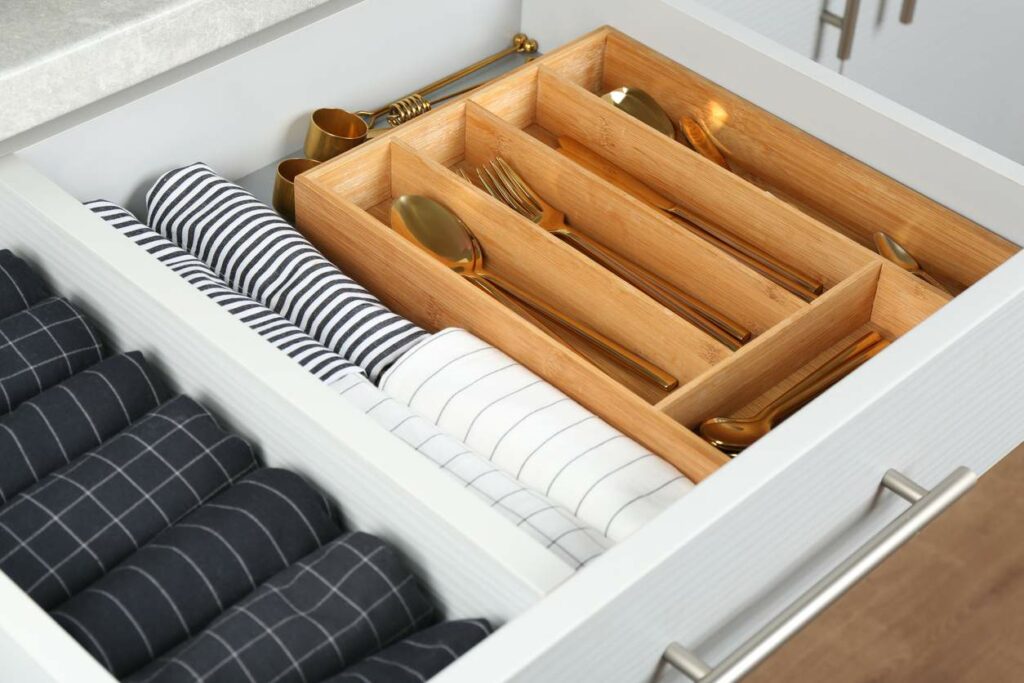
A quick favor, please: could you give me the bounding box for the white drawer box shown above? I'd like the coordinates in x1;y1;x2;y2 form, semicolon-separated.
1;1;1022;682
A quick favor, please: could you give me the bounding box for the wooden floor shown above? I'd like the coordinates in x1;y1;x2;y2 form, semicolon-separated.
746;443;1024;682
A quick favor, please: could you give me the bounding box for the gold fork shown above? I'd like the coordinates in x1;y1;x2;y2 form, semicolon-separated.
474;157;751;350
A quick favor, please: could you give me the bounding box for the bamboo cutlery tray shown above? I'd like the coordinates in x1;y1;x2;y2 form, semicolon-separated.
295;27;1019;482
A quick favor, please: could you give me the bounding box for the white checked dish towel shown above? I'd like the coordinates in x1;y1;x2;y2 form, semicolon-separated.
381;329;693;541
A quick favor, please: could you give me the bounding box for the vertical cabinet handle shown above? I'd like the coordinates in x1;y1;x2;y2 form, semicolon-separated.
821;0;862;60
900;0;918;24
663;466;977;683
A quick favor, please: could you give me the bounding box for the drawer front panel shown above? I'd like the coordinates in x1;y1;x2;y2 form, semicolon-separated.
437;251;1024;682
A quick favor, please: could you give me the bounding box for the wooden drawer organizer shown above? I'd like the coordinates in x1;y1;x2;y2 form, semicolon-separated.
295;27;1019;483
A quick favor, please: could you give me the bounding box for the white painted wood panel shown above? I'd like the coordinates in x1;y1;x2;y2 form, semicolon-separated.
14;0;522;215
436;248;1024;682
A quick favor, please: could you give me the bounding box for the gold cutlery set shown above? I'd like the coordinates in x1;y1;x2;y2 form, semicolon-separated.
290;26;983;466
273;33;539;221
387;148;895;455
600;85;950;295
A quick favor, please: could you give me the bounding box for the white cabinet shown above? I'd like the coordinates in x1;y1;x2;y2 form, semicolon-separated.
691;0;1024;164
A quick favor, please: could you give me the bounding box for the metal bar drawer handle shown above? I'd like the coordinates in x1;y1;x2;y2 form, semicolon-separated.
663;466;977;683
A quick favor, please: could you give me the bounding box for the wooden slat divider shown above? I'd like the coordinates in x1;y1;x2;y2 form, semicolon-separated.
462;100;803;336
659;263;882;427
534;65;879;290
595;29;1019;289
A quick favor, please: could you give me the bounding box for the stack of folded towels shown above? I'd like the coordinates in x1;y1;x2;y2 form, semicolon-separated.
85;162;695;572
0;251;490;682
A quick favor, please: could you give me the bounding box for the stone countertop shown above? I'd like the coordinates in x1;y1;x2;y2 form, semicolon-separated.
0;0;336;141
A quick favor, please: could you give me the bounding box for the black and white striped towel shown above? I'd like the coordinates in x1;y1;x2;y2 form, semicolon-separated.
0;250;51;321
53;468;341;677
88;201;609;569
0;395;257;609
86;200;363;386
324;619;491;683
145;163;426;382
381;329;694;541
0;297;105;415
0;351;170;506
126;532;436;683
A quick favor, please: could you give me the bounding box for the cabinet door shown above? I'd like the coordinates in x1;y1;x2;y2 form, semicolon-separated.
826;0;1024;164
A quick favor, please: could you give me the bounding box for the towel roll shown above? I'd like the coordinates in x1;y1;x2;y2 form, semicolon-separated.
381;329;693;541
0;352;170;505
324;619;492;683
145;163;427;382
0;250;51;321
0;297;105;414
0;395;257;608
53;468;340;677
126;532;436;683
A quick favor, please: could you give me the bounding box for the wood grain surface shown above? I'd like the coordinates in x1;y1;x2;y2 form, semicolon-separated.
747;442;1024;683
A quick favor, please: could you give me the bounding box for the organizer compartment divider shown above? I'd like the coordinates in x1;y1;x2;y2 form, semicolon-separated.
532;66;877;290
462;101;802;335
298;25;1011;479
298;132;730;481
596;29;1019;291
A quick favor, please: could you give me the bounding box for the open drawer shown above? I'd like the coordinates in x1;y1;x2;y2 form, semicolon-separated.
2;0;1024;681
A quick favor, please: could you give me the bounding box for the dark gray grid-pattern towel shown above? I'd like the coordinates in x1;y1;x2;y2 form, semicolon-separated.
325;619;492;683
145;162;427;383
0;395;256;609
0;250;51;321
53;468;341;677
0;351;171;506
85;200;364;386
0;297;105;415
126;532;436;683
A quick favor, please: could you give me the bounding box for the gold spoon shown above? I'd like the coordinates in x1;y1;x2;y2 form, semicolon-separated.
873;232;950;293
602;87;676;138
699;331;889;454
390;195;678;391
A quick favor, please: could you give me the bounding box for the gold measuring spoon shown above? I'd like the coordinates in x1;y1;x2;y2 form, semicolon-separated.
873;232;950;294
602;87;676;138
699;331;889;454
390;194;678;391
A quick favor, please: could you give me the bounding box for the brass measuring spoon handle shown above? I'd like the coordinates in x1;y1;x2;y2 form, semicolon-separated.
471;270;678;391
552;228;749;349
758;331;888;426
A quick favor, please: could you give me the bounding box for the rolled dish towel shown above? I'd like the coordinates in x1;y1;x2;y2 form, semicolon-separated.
381;329;694;541
145;163;427;382
0;250;51;320
0;352;171;505
324;619;492;683
333;373;610;568
0;395;257;608
0;297;105;414
88;202;609;569
86;200;363;385
126;532;437;683
53;468;341;677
